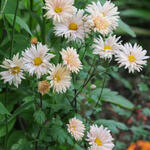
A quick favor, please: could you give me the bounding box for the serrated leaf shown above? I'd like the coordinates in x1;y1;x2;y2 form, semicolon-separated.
49;126;67;144
90;88;134;110
34;109;46;125
102;88;134;110
96;119;128;133
5;14;32;35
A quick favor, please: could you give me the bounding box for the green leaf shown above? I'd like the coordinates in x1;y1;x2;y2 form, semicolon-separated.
101;88;134;110
11;138;32;150
142;108;150;116
138;82;148;92
118;19;136;37
49;126;67;144
0;119;16;138
0;102;10;115
110;71;132;90
34;109;46;125
90;88;134;110
5;14;32;35
96;119;128;133
121;9;150;20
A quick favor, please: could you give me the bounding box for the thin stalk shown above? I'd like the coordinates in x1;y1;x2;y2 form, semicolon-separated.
34;127;42;150
4;1;19;149
72;56;96;102
91;77;106;116
42;0;46;44
10;0;19;58
0;0;8;15
4;84;8;150
29;0;33;30
40;93;43;108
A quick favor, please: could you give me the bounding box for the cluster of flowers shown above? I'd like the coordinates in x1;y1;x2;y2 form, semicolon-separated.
0;43;82;93
127;140;150;150
0;0;149;91
67;117;114;150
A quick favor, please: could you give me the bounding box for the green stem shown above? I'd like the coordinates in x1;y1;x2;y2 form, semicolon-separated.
0;0;8;15
10;0;19;58
91;77;106;116
29;0;33;30
42;0;46;44
4;84;8;150
4;1;19;149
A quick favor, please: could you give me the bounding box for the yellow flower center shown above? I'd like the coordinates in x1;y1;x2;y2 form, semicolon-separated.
54;7;62;13
128;55;136;62
94;138;102;146
72;126;76;130
69;23;78;30
34;57;43;66
93;16;109;31
11;66;20;74
104;45;112;51
54;73;61;82
101;12;105;17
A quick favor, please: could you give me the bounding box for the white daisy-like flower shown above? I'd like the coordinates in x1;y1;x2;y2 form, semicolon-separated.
93;35;121;60
67;117;85;141
54;9;89;42
0;53;25;87
87;125;114;150
115;43;149;73
60;47;82;73
44;0;76;23
22;43;55;79
47;64;71;93
86;1;119;35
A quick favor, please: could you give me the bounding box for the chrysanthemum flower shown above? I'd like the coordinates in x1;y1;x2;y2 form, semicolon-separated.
93;35;121;60
38;80;50;95
47;64;71;93
44;0;76;23
87;125;114;150
54;9;89;42
60;47;82;73
86;1;119;35
22;43;55;78
67;117;85;141
127;140;150;150
0;53;25;87
115;43;149;73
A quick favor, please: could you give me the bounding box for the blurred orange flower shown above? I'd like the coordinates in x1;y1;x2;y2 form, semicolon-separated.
127;140;150;150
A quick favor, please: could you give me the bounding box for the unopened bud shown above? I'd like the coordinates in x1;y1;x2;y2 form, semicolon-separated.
90;84;96;89
31;37;38;45
38;80;50;95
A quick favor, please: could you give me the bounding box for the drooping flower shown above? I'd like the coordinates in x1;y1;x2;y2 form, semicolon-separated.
0;53;25;87
93;35;121;60
60;47;82;73
44;0;76;23
54;9;89;42
115;43;149;73
22;43;55;78
47;64;71;93
67;117;85;141
86;1;119;35
38;80;50;95
87;125;114;150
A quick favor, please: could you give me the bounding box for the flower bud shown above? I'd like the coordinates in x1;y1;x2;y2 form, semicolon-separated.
38;80;50;95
